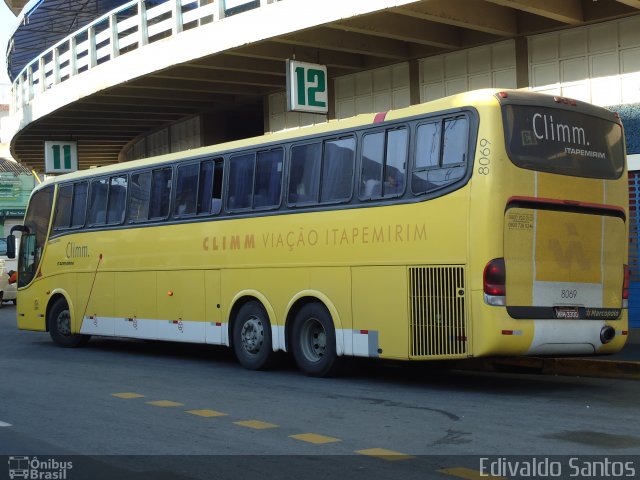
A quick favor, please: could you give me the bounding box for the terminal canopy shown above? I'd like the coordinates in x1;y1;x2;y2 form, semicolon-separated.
6;0;126;80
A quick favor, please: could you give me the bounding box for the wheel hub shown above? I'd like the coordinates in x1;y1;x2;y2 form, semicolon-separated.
56;310;71;336
241;316;264;354
301;318;326;361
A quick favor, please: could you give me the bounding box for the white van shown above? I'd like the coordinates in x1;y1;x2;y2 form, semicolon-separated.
0;238;17;305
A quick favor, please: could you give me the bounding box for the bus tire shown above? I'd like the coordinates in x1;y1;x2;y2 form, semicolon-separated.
49;298;90;348
232;301;274;370
291;303;339;377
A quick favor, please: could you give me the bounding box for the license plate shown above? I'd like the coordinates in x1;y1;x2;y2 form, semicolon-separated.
555;307;580;319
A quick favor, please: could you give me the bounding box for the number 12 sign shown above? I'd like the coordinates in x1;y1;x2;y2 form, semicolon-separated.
286;60;328;114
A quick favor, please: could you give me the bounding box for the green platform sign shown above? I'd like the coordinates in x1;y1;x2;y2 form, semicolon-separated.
286;60;328;115
45;141;78;174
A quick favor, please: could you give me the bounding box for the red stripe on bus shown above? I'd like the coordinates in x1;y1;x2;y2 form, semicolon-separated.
373;112;387;123
501;330;513;335
507;196;626;216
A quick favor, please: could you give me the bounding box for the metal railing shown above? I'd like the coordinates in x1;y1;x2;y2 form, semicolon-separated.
10;0;275;113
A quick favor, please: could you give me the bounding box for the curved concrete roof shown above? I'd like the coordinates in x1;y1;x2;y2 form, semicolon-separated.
5;0;125;80
7;0;640;170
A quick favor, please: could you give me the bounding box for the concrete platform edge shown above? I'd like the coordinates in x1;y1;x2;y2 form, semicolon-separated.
451;357;640;380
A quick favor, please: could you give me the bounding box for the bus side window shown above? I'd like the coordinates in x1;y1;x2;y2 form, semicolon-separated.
149;167;172;219
360;132;384;199
360;128;407;200
55;182;88;230
129;171;151;222
106;176;127;225
197;161;214;214
175;164;199;216
254;149;283;209
53;185;73;230
70;182;88;228
415;122;441;169
88;179;108;225
211;160;223;214
288;143;321;205
384;128;407;197
321;137;355;203
228;153;254;210
442;117;468;165
412;122;441;194
412;116;468;195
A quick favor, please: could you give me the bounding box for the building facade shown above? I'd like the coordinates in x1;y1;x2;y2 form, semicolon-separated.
0;158;34;236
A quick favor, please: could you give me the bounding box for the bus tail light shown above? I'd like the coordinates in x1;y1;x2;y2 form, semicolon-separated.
484;258;506;306
623;264;629;309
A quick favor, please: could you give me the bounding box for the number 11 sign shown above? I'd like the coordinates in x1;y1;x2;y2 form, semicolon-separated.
286;60;328;114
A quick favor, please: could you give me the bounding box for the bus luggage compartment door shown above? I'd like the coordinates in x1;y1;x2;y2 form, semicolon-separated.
504;206;625;317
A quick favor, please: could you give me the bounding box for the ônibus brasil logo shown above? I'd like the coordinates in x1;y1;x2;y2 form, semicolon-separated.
8;456;73;480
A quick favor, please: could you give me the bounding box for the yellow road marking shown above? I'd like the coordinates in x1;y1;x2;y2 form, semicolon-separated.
186;409;228;418
439;467;506;480
111;392;145;399
233;420;278;430
289;433;341;444
355;448;414;461
146;400;184;407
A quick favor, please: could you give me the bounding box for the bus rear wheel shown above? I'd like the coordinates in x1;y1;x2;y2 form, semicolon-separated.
232;301;275;370
49;298;90;348
291;303;339;377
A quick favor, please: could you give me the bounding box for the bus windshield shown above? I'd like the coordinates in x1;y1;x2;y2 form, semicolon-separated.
18;185;54;288
503;104;625;180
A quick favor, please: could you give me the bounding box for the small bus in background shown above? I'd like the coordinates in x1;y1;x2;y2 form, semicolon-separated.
6;89;629;376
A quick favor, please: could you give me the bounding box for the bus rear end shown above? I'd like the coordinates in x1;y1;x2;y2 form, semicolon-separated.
479;91;628;357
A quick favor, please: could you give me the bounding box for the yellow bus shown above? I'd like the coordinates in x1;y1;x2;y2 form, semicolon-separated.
7;89;629;376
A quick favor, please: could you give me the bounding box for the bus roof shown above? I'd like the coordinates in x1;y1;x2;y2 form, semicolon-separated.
36;87;615;189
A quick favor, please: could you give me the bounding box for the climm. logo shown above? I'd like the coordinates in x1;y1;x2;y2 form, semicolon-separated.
532;113;587;146
66;242;89;259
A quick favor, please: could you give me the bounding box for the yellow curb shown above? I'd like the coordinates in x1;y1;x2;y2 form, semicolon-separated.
111;392;145;399
146;400;185;407
544;358;640;380
439;466;506;480
186;409;228;417
233;420;278;429
355;448;414;461
289;433;341;444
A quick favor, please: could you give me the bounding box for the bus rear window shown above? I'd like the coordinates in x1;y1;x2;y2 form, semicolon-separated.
503;105;624;180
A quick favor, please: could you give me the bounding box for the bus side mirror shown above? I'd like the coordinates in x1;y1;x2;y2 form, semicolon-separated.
7;225;30;260
5;235;16;259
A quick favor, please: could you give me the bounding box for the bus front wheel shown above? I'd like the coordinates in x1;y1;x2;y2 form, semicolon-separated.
291;303;339;377
232;301;274;370
49;298;90;348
